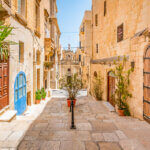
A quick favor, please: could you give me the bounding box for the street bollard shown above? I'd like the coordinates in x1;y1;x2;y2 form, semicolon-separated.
70;100;76;129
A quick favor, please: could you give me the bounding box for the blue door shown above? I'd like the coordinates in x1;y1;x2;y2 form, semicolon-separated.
14;72;27;115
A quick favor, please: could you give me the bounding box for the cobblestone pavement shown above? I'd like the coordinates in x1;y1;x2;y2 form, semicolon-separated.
18;96;150;150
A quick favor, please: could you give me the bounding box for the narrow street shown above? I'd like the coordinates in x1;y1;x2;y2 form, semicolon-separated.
18;96;150;150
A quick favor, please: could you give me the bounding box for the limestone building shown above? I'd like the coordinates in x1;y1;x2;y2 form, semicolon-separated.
0;0;60;116
88;0;150;121
60;45;81;79
79;11;92;89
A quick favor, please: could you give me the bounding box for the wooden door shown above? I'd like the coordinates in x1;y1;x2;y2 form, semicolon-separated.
108;72;115;107
144;46;150;122
0;61;9;110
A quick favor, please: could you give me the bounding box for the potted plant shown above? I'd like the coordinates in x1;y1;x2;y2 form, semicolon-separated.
59;73;83;107
35;89;41;104
92;71;103;101
41;88;46;100
112;56;133;116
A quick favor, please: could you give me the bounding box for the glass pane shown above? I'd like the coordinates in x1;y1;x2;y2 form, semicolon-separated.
23;86;26;96
19;88;23;98
15;90;18;101
23;76;25;85
15;78;18;89
19;74;23;87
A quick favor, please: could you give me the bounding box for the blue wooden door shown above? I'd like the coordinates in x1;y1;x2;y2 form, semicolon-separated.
14;72;27;115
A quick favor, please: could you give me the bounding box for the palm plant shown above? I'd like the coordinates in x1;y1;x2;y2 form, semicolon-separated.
0;21;15;60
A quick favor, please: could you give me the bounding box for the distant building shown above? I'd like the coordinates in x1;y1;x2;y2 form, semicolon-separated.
59;45;81;79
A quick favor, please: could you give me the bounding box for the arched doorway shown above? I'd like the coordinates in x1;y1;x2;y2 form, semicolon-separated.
143;46;150;122
14;72;27;115
107;71;115;107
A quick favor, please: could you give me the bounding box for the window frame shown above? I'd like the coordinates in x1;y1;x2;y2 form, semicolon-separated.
117;23;124;42
95;14;98;26
96;44;99;53
19;41;24;63
104;1;107;16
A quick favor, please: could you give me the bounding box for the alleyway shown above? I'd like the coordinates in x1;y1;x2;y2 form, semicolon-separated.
18;96;150;150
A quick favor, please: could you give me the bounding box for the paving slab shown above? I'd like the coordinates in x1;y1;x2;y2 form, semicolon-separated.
99;142;122;150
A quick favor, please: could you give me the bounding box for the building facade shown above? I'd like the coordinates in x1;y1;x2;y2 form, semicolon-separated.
80;0;150;121
91;0;150;120
60;46;81;79
0;0;60;115
79;11;92;89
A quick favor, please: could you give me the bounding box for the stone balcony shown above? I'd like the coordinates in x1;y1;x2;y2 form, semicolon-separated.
44;61;54;71
44;38;55;55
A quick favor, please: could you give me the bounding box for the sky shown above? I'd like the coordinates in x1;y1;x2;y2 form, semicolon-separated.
57;0;92;51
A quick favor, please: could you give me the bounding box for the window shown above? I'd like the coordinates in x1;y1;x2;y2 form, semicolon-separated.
95;14;98;26
19;41;24;63
79;41;81;49
36;51;41;65
18;0;26;18
117;23;124;42
45;55;47;61
68;68;71;72
96;44;98;53
104;1;107;16
35;2;40;33
79;55;81;62
94;71;97;78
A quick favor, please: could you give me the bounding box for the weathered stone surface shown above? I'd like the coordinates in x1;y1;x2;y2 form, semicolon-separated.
16;97;150;150
99;142;122;150
92;133;104;141
85;142;99;150
103;133;119;142
60;141;85;150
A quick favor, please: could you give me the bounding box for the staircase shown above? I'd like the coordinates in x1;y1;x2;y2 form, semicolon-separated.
0;106;17;122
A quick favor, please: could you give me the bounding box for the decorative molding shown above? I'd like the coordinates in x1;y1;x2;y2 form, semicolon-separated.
91;55;129;64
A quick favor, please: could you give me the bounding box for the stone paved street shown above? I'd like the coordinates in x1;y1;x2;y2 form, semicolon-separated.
18;96;150;150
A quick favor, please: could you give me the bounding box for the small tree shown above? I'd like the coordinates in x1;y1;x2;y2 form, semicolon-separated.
59;73;83;100
93;71;103;100
112;56;133;116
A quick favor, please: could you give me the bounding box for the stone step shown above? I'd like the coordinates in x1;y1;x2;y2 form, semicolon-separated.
0;110;17;122
103;101;115;112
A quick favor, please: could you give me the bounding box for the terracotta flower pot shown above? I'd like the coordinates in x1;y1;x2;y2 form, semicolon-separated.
118;109;124;116
67;99;76;107
42;98;45;101
36;99;41;104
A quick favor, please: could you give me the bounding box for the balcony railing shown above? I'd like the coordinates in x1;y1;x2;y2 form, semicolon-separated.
44;61;54;71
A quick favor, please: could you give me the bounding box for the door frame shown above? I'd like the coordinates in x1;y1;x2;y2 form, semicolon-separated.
143;45;150;123
0;58;9;110
107;71;116;107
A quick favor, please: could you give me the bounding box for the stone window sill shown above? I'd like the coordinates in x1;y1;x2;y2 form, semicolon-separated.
15;12;27;27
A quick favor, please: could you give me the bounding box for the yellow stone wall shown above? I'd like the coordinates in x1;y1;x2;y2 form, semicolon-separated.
90;0;150;119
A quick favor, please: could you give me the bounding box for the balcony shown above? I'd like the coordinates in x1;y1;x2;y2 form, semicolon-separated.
80;27;84;34
44;38;54;54
0;0;11;20
44;61;54;71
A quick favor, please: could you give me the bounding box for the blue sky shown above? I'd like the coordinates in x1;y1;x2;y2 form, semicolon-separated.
57;0;92;51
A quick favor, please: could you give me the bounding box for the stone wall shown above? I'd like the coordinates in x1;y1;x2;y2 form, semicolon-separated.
90;0;150;120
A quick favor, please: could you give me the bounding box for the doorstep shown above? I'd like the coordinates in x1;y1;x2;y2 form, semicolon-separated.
103;101;115;112
0;110;17;122
0;105;10;116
